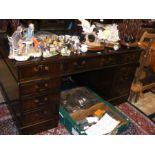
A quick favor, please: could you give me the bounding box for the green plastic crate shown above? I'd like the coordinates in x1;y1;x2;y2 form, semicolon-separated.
59;88;130;135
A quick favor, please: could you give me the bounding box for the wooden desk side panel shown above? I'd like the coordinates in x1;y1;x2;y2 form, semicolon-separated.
0;57;19;101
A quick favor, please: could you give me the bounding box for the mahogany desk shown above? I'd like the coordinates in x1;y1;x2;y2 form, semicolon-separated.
0;38;141;134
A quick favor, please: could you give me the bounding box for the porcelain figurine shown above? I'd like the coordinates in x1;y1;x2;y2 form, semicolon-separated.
97;24;120;43
43;49;51;58
49;44;58;56
80;44;88;53
113;44;119;51
50;44;56;53
60;47;71;56
24;23;34;41
79;19;96;34
8;25;25;58
32;37;40;51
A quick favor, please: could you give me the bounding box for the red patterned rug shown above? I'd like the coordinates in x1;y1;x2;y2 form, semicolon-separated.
116;103;155;135
0;102;154;135
0;103;69;135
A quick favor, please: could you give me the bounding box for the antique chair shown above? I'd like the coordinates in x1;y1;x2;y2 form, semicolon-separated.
129;31;155;103
7;35;19;59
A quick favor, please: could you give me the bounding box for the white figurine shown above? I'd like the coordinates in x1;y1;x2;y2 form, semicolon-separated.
79;19;96;34
43;49;50;58
97;24;120;43
80;44;88;53
60;47;71;56
8;25;25;58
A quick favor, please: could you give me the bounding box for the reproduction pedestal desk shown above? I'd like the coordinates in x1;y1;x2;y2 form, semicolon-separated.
0;38;141;134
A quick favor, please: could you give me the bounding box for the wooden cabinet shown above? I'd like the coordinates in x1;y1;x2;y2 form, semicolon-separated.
0;38;141;134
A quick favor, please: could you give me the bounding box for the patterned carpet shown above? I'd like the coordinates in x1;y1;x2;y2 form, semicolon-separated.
116;103;155;135
0;88;155;135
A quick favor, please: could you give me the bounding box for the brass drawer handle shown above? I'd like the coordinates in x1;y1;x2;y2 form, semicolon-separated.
38;102;45;105
81;60;86;65
45;66;49;71
33;67;39;72
35;99;39;103
33;65;49;72
35;85;39;89
44;83;48;87
74;60;86;68
35;83;49;90
43;110;48;116
34;97;48;104
44;97;48;101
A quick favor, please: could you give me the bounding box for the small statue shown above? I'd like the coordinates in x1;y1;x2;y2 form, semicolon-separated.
80;44;88;53
32;37;40;51
10;25;24;55
24;23;34;41
78;19;96;34
78;19;99;49
60;47;71;56
99;24;120;42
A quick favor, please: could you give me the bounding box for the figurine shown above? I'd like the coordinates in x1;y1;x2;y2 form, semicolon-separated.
32;37;40;51
42;37;49;51
60;47;71;56
79;19;96;34
80;44;88;53
50;44;56;53
43;49;50;58
10;25;24;56
78;19;100;48
24;23;34;41
97;24;120;43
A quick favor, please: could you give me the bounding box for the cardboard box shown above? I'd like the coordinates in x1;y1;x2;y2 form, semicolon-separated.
59;87;130;135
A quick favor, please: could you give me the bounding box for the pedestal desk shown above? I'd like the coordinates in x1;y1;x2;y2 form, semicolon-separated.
0;38;141;134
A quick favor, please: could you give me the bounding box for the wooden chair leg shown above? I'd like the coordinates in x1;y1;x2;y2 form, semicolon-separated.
128;90;140;103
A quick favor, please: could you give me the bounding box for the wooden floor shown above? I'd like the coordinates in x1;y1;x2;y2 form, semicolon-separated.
132;91;155;116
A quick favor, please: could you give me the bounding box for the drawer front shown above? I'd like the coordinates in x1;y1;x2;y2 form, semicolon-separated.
21;105;59;126
18;62;61;80
121;52;140;64
100;55;118;66
20;78;61;96
62;57;103;74
21;93;60;112
21;118;59;135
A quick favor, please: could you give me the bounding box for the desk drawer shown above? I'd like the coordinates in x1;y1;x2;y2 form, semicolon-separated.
20;78;60;96
121;52;140;64
63;57;103;74
21;93;60;112
100;55;118;66
21;105;58;126
18;62;60;80
21;118;59;135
